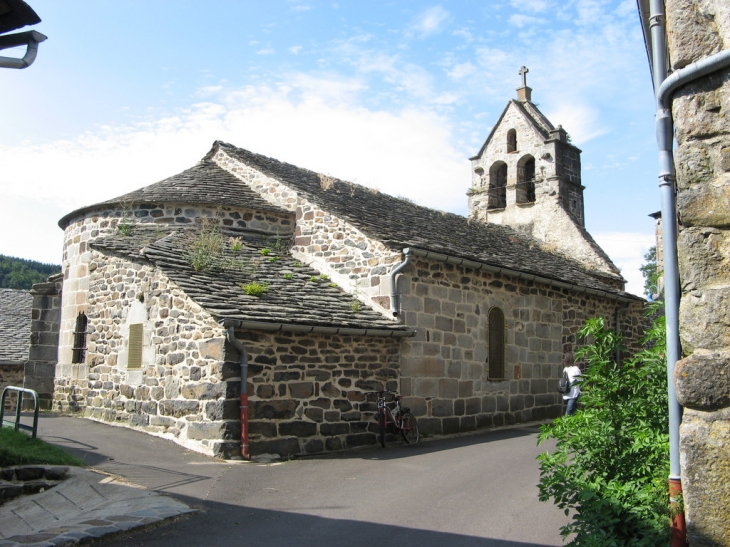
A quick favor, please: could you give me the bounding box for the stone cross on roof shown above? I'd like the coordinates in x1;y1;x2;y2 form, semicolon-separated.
519;66;529;88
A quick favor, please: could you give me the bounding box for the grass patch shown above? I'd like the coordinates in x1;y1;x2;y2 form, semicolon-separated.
0;427;86;467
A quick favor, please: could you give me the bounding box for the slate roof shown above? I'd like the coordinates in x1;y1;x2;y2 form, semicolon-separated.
0;288;31;365
59;161;289;228
213;142;631;297
0;0;40;34
91;228;411;334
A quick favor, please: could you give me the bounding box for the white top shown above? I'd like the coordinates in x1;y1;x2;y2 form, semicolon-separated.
562;365;582;400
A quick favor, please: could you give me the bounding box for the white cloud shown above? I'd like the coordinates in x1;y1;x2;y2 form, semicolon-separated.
197;85;223;96
289;45;303;54
508;14;547;28
593;231;656;296
256;48;276;55
544;102;608;144
0;77;469;263
509;0;550;13
411;6;450;36
448;62;476;80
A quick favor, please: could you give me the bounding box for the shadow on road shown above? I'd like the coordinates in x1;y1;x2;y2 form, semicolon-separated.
100;496;562;547
308;423;546;462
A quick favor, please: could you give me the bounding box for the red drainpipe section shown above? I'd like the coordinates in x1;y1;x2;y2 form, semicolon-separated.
225;325;250;460
670;477;688;547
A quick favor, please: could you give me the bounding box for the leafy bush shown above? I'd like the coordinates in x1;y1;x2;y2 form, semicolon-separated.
185;226;224;271
537;310;670;546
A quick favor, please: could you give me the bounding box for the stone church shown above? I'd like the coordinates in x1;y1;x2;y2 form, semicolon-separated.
41;78;645;459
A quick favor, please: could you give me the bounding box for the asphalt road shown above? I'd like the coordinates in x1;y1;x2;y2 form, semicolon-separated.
40;415;569;547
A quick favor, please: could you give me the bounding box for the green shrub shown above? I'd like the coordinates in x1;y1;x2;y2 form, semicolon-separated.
240;281;268;297
537;309;670;546
186;225;224;271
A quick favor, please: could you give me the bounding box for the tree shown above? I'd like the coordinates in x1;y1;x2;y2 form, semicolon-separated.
537;309;670;546
639;246;658;297
0;254;60;290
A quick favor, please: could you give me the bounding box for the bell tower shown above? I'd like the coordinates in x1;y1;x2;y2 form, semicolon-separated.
467;68;618;280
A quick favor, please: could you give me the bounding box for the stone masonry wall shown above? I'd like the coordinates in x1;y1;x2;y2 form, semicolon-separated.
397;257;645;434
212;150;403;314
53;251;237;459
666;2;730;545
25;274;63;409
228;329;401;458
58;204;293;372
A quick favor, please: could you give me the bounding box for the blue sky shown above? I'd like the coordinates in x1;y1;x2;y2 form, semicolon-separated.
0;0;658;294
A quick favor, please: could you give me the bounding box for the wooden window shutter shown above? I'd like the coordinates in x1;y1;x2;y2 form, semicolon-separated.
128;323;143;369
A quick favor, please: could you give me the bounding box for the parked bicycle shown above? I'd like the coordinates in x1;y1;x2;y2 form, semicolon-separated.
367;390;420;447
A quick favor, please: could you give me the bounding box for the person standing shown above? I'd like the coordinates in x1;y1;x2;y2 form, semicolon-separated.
563;359;582;416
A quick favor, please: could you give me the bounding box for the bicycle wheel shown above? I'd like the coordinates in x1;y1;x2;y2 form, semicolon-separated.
400;412;420;444
378;409;386;448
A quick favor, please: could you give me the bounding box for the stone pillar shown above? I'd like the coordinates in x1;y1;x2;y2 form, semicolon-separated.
25;274;63;410
665;2;730;545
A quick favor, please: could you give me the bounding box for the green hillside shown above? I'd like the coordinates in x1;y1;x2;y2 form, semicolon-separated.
0;254;61;290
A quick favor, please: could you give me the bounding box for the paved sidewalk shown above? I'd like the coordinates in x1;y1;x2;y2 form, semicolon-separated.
0;466;193;547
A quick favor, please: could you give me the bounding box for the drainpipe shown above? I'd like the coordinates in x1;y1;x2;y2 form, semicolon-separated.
0;30;47;69
649;0;730;544
614;305;629;367
389;248;412;317
225;325;249;460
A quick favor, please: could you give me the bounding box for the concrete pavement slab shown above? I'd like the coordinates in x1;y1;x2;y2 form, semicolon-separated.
0;466;194;547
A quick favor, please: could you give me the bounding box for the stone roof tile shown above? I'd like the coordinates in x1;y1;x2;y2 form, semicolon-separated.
0;288;31;364
92;228;409;333
59;161;289;228
214;142;630;296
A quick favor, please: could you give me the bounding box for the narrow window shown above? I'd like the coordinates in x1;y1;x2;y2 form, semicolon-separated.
506;129;517;153
516;155;536;204
487;307;506;380
71;312;88;364
488;162;507;209
128;323;143;369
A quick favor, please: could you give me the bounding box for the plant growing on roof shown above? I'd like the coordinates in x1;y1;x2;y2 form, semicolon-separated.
117;201;134;236
229;237;243;252
259;248;271;256
240;281;268;297
185;221;224;272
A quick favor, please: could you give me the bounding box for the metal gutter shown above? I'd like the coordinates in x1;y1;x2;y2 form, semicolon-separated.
221;318;416;338
0;30;46;69
403;247;638;304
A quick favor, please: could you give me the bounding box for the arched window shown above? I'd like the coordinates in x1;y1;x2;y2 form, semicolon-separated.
516;155;536;204
487;307;505;380
488;162;507;210
506;129;517;153
71;312;88;364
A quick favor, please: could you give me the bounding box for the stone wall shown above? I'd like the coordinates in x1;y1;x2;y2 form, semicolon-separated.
665;1;730;544
25;274;63;409
397;256;645;434
53;251;237;459
230;329;401;457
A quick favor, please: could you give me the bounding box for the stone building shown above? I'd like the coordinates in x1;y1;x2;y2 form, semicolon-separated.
639;1;730;544
0;289;31;394
48;84;645;459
